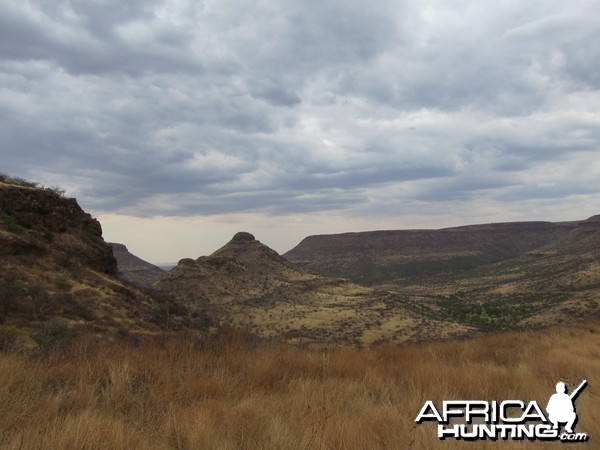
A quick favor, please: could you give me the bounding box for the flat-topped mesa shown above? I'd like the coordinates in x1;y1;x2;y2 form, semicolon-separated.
283;220;582;286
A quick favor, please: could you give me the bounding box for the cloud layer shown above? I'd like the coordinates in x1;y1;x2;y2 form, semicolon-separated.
2;0;599;241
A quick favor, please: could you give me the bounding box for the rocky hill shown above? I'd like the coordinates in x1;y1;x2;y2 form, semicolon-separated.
111;243;165;286
0;179;192;334
154;232;472;344
284;221;579;287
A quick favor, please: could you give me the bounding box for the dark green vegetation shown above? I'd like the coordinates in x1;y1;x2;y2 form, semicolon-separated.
431;292;572;331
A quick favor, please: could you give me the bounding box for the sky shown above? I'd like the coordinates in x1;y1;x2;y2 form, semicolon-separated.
2;0;599;264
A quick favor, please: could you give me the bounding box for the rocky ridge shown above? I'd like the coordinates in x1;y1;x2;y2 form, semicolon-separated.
0;181;191;334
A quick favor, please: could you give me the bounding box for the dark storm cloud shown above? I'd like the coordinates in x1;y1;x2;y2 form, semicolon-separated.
1;0;599;220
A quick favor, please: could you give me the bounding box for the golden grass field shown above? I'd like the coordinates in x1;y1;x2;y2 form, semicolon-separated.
1;322;598;449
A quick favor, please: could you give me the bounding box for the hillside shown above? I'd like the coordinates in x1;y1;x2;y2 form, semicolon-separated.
154;232;472;344
284;221;578;286
0;179;191;334
285;217;600;331
111;243;165;286
432;215;600;327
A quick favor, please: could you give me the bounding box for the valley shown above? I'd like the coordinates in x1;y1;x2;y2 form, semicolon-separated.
1;176;598;346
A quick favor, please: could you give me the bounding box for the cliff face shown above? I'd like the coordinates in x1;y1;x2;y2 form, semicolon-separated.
0;183;116;275
0;181;189;333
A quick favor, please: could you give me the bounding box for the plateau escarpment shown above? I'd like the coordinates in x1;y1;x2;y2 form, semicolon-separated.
284;221;578;287
285;218;600;330
2;172;596;344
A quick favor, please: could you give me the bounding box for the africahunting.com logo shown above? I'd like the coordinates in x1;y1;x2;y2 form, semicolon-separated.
416;380;589;442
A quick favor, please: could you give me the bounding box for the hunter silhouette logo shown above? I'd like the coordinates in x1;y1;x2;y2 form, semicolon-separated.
546;380;586;435
415;379;589;442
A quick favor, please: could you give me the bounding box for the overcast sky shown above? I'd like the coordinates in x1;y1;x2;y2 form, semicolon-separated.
2;0;599;263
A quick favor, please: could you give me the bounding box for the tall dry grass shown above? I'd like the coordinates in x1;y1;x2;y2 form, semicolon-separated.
1;323;599;449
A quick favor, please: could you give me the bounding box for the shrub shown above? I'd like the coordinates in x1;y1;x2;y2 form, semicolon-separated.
54;278;72;291
0;172;39;188
0;212;25;233
32;319;74;354
0;282;27;315
29;224;53;242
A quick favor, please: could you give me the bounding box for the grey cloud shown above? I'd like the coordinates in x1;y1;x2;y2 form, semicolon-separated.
252;83;302;107
498;183;599;202
1;0;599;222
0;0;199;76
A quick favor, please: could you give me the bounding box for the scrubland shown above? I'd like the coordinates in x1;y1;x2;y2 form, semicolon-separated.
1;322;598;449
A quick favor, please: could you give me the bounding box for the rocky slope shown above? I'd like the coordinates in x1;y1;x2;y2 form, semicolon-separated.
0;180;191;334
154;232;472;344
284;221;579;287
111;243;165;286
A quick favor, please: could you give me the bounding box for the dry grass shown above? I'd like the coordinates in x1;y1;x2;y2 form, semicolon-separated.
1;322;599;449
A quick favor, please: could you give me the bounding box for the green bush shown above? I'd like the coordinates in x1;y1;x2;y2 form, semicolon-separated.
0;212;25;233
54;278;72;291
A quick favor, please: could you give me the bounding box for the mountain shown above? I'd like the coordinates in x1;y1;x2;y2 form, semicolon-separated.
284;221;579;288
285;218;600;330
110;243;165;286
0;178;192;334
154;232;473;344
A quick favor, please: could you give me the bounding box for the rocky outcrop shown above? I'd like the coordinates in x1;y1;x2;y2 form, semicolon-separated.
0;181;191;333
210;231;293;275
0;183;116;275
